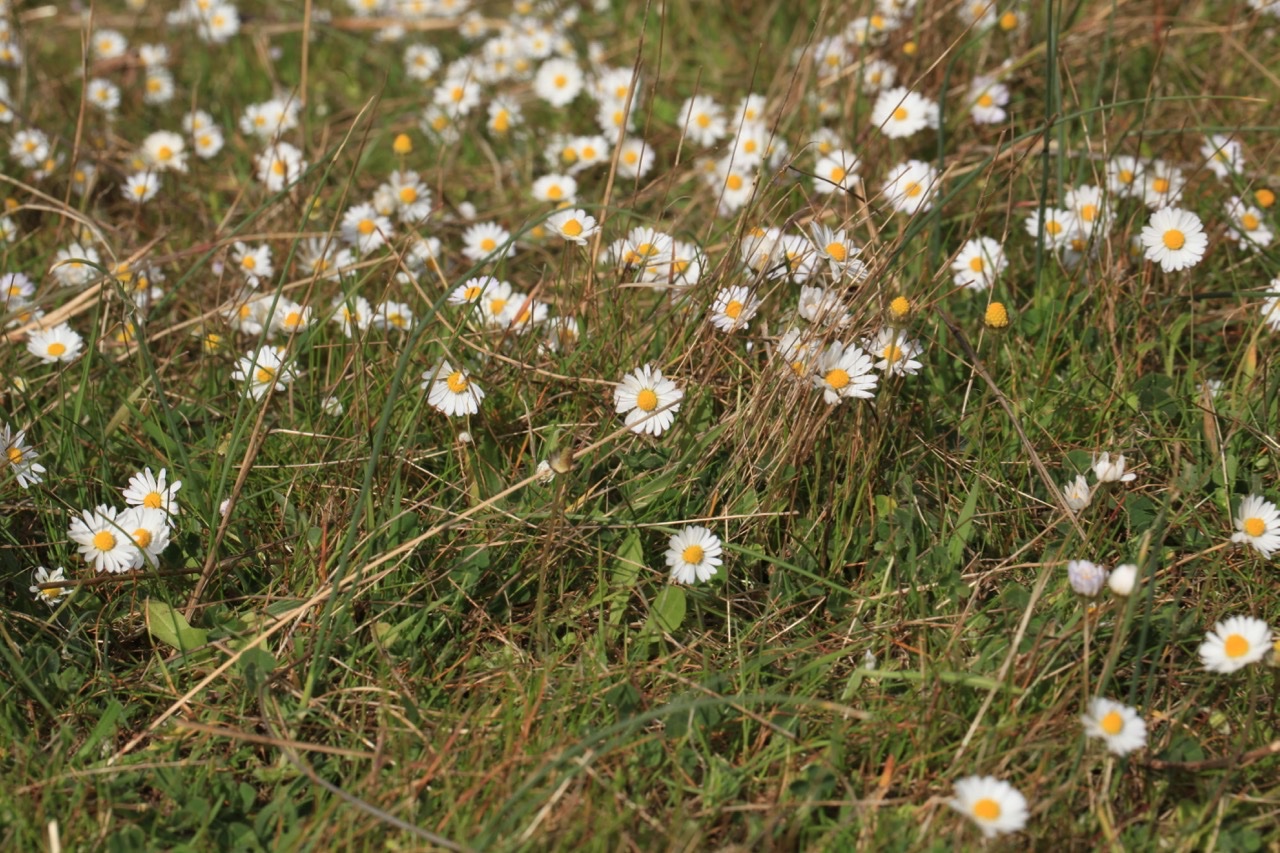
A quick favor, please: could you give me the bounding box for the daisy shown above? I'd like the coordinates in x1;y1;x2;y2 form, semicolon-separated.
404;43;442;80
142;69;175;105
462;221;515;262
860;58;896;92
1223;196;1273;250
616;137;655;179
476;279;516;326
871;87;937;138
533;57;584;107
1064;184;1108;235
1;423;45;488
541;316;580;354
51;243;102;288
68;505;136;574
255;142;306;192
10;129;49;169
679;94;726;147
3;271;36;306
665;525;723;584
951;236;1006;291
1024;207;1075;250
123;172;160;204
1199;616;1273;674
812;149;860;196
709;285;761;332
1140;207;1206;272
968;75;1009;124
330;295;373;338
615;364;683;437
231;242;273;286
340;203;394;254
1067;559;1107;596
30;566;72;607
140;131;188;173
809;222;867;280
797;285;850;327
118;506;171;568
373;300;414;331
1231;494;1280;557
192;126;225;159
1201;134;1244;180
777;327;820;377
1063;474;1092;512
423;361;485;417
92;28;128;60
26;323;84;364
449;275;496;307
882;160;939;215
813;342;878;404
122;467;181;517
1106;155;1146;199
87;78;121;113
1142;160;1185;209
1092;452;1136;484
948;775;1028;839
1082;698;1147;756
862;327;922;376
505;294;549;334
233;345;296;400
546;208;599;245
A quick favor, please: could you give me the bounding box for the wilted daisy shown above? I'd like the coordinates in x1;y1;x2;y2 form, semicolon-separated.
1081;698;1147;756
1;423;45;488
813;342;878;404
68;505;136;574
423;360;485;417
30;566;71;607
951;236;1006;290
1067;559;1108;597
871;87;938;138
1063;474;1092;512
546;208;599;244
1231;494;1280;558
615;364;683;437
863;327;923;376
1092;452;1136;484
948;775;1028;839
233;345;296;400
1199;616;1272;674
1140;207;1206;272
665;525;723;584
708;285;761;332
26;323;84;364
123;467;181;517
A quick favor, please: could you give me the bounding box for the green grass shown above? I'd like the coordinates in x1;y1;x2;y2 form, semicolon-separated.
3;0;1280;850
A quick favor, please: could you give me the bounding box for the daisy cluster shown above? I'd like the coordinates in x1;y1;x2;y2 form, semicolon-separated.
2;0;1280;844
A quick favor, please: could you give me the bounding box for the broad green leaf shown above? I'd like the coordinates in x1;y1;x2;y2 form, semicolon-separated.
145;598;209;653
647;586;686;634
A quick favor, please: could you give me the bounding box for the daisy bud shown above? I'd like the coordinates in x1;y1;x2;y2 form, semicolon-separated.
984;301;1010;329
1092;452;1136;484
1108;563;1138;596
1062;474;1092;512
393;133;413;155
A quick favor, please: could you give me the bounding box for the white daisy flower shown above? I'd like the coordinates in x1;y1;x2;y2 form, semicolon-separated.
948;775;1028;839
461;221;514;262
423;361;484;418
951;236;1006;290
679;94;726;147
1231;494;1280;558
809;222;867;280
1067;559;1107;597
862;327;922;376
812;149;861;196
340;203;394;254
546;208;598;245
26;323;84;364
1;423;44;489
1198;615;1273;674
1106;155;1146;198
1082;698;1147;756
233;345;296;400
871;86;937;138
813;342;878;404
122;467;181;517
30;566;72;607
665;525;723;584
1092;452;1136;484
68;505;137;574
615;364;683;437
1140;207;1206;272
1063;474;1092;512
708;285;761;332
118;506;171;568
1201;133;1244;180
140;130;188;173
1024;207;1075;250
882;160;939;215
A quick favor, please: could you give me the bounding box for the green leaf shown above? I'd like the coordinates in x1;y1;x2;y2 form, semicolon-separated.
145;599;209;653
647;586;687;634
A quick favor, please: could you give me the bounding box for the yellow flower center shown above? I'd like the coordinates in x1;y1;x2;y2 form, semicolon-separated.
450;86;464;102
255;366;275;384
242;256;256;270
271;159;286;176
1118;169;1134;184
1000;11;1018;29
93;531;117;551
743;139;757;153
825;369;850;390
725;300;743;320
561;219;583;237
47;342;66;357
726;174;744;191
892;106;908;122
695;113;711;128
972;798;1001;821
143;491;163;509
1244;517;1266;537
393;133;412;154
1100;710;1124;736
357;218;376;236
1241;213;1260;231
561;146;577;163
830;167;846;183
399;186;418;204
7;446;22;464
582;145;598;159
1152;177;1170;194
156;145;173;161
636;388;658;411
681;545;704;564
1044;219;1063;235
489;298;507;315
1255;188;1275;208
284;311;302;328
969;256;984;272
1162;229;1185;250
480;237;497;252
977;93;994;108
1224;633;1249;658
985;302;1009;328
889;296;910;319
881;344;903;362
447;371;469;393
1080;204;1097;222
903;181;922;198
553;74;567;88
463;285;482;301
826;242;847;262
492;111;510;133
133;528;152;549
624;151;638;165
546;185;563;200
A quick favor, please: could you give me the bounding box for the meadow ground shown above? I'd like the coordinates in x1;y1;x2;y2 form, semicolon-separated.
3;0;1280;849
